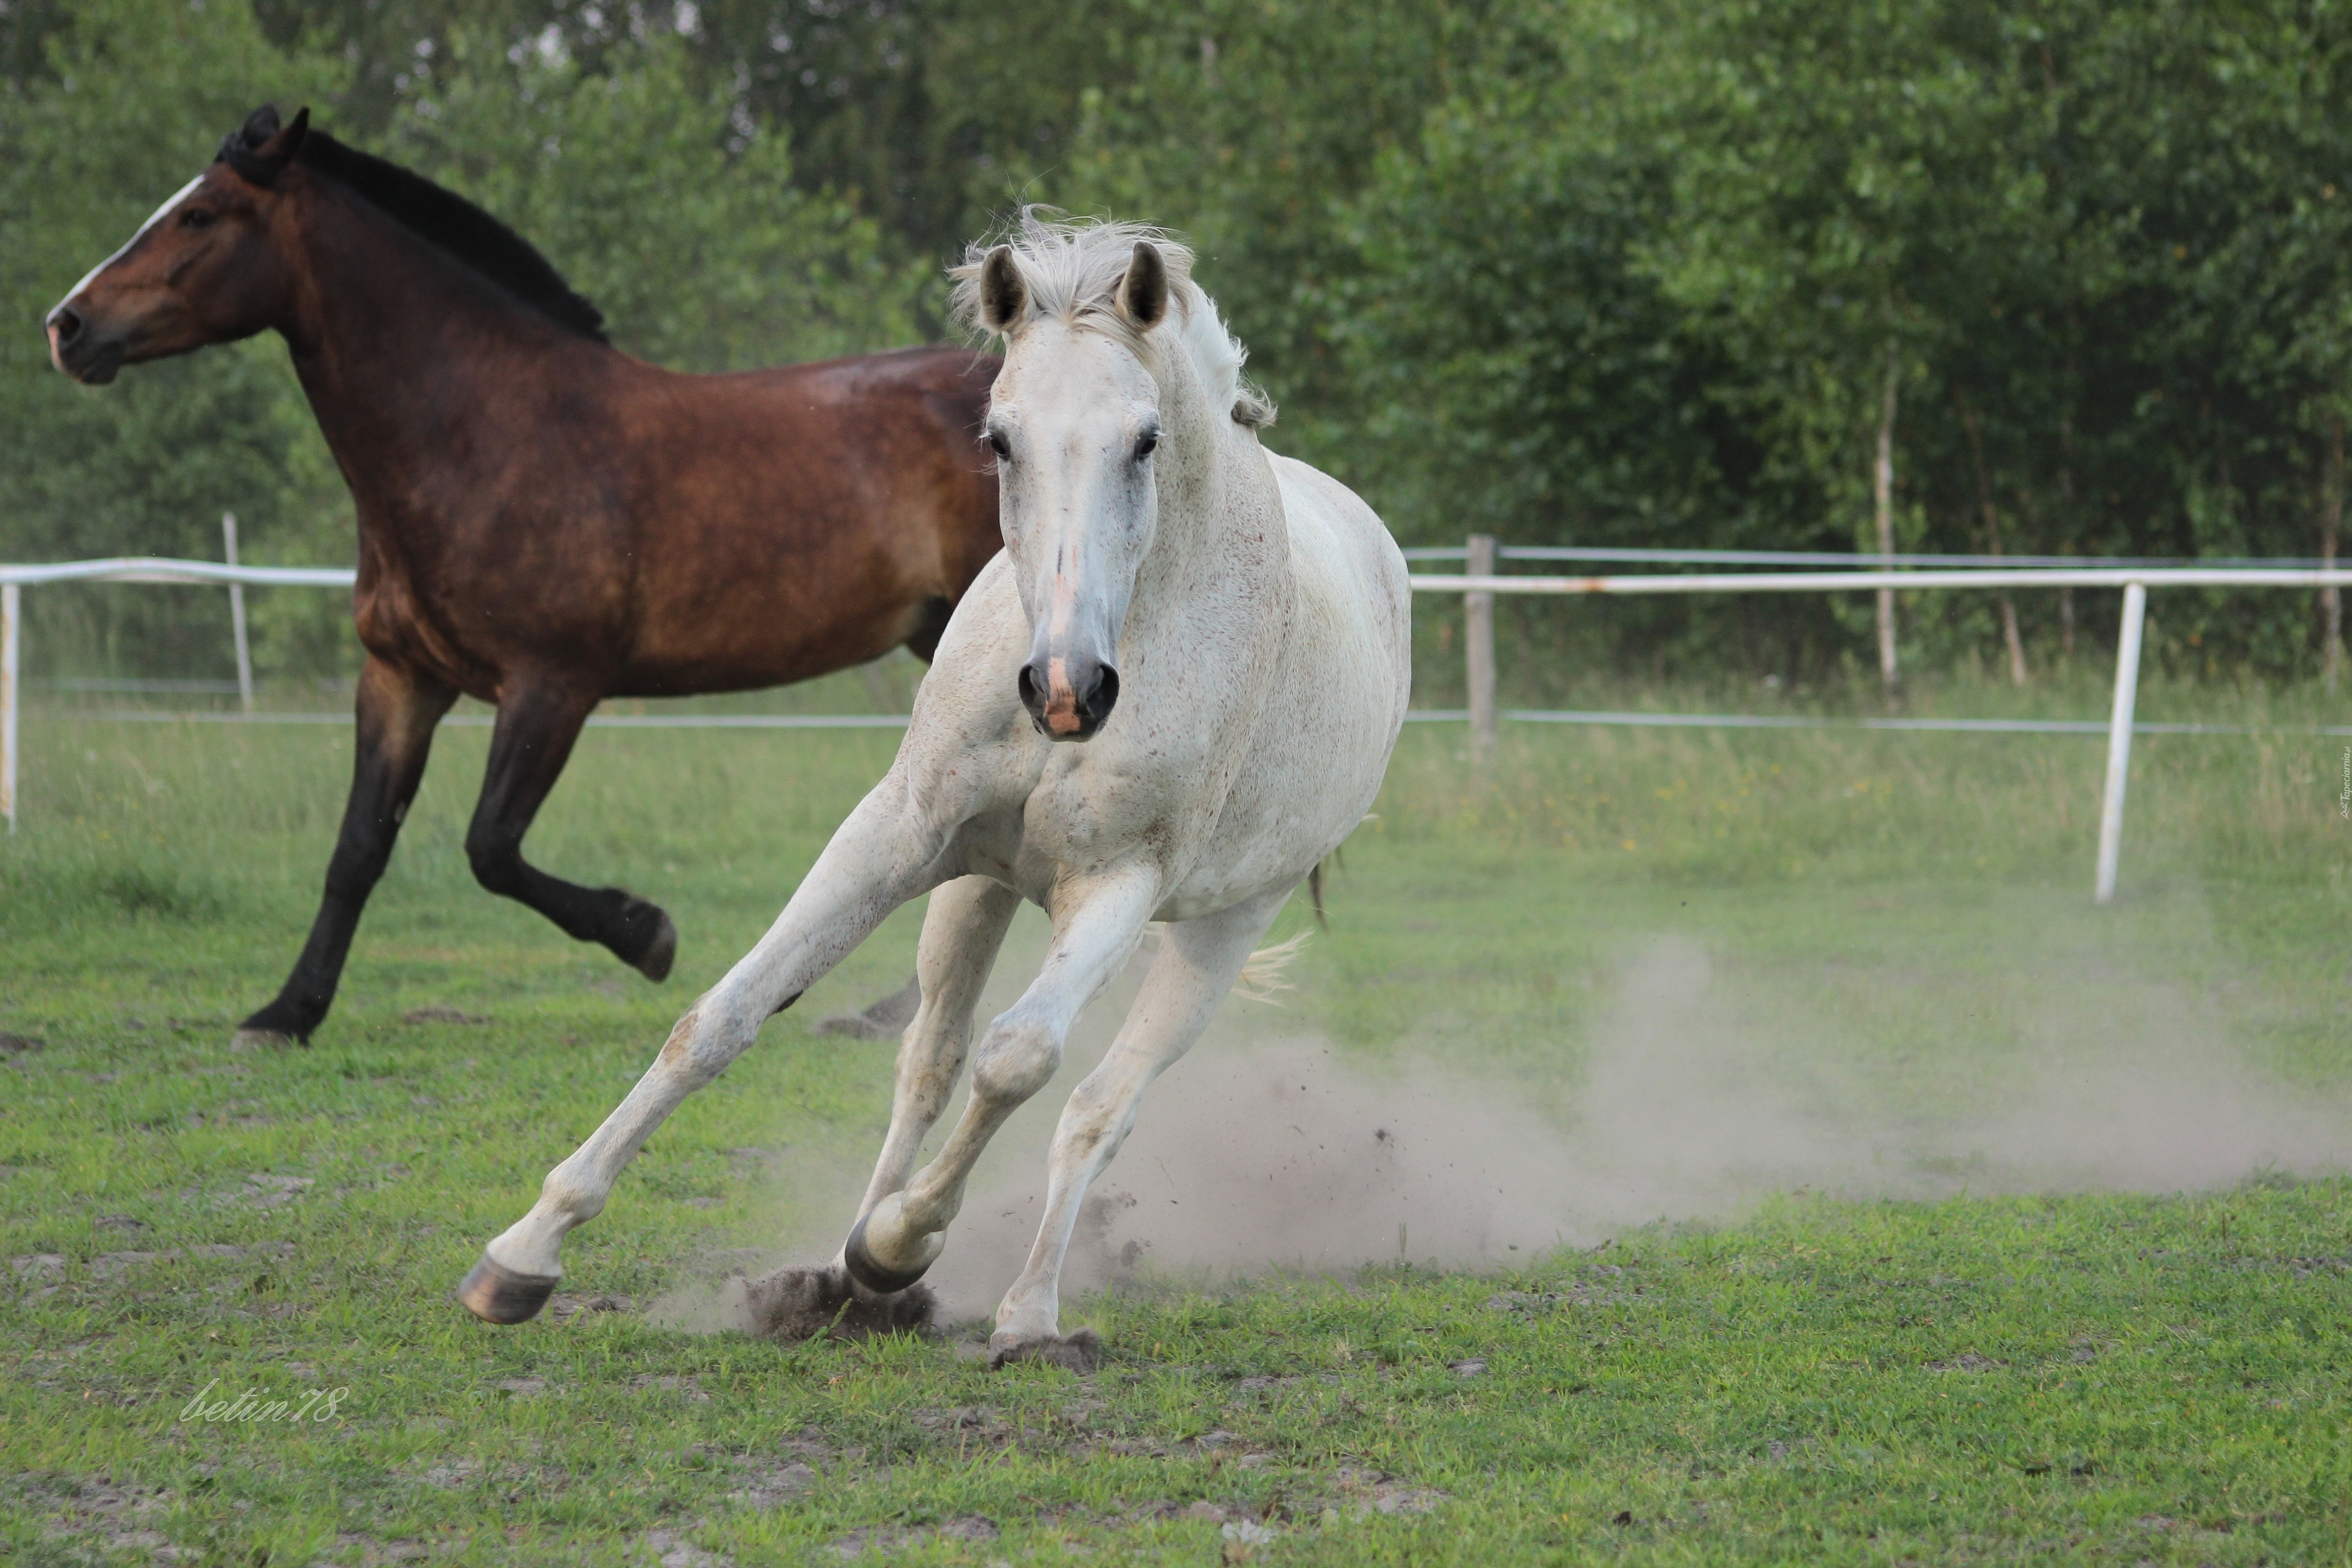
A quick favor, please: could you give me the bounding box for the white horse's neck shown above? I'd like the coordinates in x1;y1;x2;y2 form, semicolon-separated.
1125;323;1288;630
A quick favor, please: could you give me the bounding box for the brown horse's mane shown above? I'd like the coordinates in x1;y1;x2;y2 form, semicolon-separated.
295;133;608;342
223;107;607;343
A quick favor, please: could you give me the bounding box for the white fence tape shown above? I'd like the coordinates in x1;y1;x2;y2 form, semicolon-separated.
7;551;2352;905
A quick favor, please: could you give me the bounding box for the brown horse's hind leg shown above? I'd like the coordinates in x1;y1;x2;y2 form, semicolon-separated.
463;685;676;980
237;658;455;1047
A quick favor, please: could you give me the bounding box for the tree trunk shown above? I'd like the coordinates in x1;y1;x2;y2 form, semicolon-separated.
1874;340;1901;697
1956;392;2029;686
2325;416;2344;694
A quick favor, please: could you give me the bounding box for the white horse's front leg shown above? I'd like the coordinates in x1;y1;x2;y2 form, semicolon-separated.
851;876;1023;1221
843;867;1162;1298
735;875;1024;1343
988;891;1285;1368
456;773;954;1325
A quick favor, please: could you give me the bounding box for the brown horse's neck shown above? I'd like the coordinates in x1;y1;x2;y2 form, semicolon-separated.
274;175;616;511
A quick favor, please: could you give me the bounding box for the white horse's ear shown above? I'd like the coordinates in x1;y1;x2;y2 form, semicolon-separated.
1118;241;1169;330
979;246;1027;333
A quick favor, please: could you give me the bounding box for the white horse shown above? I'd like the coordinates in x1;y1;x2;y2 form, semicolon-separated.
458;216;1410;1366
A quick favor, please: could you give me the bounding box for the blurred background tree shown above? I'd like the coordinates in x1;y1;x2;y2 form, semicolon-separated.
4;0;2349;688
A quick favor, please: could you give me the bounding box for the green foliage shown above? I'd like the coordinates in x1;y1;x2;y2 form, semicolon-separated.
0;0;342;676
380;29;917;373
1340;0;2352;678
10;0;2352;686
0;0;916;678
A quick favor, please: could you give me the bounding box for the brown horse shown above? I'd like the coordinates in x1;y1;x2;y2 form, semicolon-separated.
45;105;1000;1046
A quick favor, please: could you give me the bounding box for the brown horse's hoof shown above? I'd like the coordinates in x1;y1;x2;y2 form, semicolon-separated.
816;976;922;1039
743;1263;936;1343
631;911;678;983
457;1253;559;1324
842;1211;935;1295
988;1327;1101;1372
228;1027;300;1053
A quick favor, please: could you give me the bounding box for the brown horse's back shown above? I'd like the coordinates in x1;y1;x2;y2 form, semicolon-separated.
610;345;1000;696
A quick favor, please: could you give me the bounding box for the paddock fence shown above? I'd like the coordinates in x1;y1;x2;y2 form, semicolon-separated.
7;529;2352;907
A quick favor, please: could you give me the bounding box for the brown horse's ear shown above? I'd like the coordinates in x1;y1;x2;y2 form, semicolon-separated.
217;103;309;187
1118;241;1169;331
979;246;1026;333
259;105;311;163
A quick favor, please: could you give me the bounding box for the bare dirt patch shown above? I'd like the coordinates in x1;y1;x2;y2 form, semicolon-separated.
218;1173;314;1210
549;1291;635;1323
33;1474;186;1562
827;1514;998;1559
627;1373;710;1403
725;1459;817;1510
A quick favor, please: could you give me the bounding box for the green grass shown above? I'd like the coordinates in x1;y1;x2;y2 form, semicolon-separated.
3;682;2351;1564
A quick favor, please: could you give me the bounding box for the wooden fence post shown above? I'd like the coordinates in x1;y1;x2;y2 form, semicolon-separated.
224;513;253;714
1466;533;1497;762
2094;581;2148;905
2;581;18;832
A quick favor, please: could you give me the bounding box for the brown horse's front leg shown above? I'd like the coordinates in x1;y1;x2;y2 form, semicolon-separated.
463;685;675;981
237;657;455;1047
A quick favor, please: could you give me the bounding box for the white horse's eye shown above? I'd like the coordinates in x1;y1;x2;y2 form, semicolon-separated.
987;430;1011;461
1134;431;1159;460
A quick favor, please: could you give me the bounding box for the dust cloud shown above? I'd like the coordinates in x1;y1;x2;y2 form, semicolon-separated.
663;922;2352;1326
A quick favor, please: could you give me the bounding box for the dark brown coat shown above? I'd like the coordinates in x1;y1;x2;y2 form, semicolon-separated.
46;106;1001;1042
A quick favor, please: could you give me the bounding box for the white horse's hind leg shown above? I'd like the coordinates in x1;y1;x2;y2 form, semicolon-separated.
458;773;953;1325
988;890;1285;1369
846;868;1161;1293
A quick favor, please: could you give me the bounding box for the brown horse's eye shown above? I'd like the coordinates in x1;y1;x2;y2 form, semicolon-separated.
180;208;217;230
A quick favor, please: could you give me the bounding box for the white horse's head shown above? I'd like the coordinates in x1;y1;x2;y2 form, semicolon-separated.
954;216;1271;741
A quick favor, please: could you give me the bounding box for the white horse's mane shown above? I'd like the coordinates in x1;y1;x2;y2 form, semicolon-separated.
950;211;1276;428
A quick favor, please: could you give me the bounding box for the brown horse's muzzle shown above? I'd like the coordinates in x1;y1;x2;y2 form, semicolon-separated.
1018;652;1118;742
46;302;126;385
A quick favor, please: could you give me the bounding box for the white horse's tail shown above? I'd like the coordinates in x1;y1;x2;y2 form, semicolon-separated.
1233;928;1313;1005
1232;854;1340;1003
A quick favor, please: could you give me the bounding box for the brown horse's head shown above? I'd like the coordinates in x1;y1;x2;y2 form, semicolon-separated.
47;104;311;385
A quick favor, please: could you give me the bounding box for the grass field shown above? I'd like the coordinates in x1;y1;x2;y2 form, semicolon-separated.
4;673;2351;1564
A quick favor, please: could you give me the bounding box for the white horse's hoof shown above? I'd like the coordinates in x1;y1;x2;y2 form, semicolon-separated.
228;1027;297;1053
988;1327;1100;1372
842;1204;943;1294
457;1253;560;1324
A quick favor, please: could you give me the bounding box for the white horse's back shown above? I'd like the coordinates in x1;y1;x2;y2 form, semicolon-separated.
1269;450;1412;740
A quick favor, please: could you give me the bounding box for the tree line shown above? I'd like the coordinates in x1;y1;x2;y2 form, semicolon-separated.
4;0;2347;688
